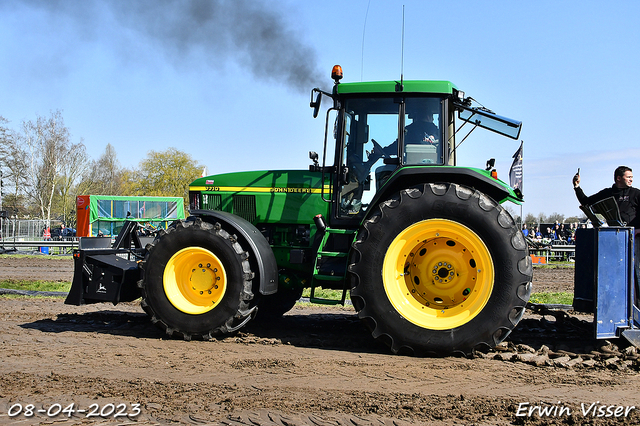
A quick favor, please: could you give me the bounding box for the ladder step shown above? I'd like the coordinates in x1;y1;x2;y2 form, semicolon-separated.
309;297;344;305
313;274;344;281
317;251;348;257
309;286;348;305
323;228;356;235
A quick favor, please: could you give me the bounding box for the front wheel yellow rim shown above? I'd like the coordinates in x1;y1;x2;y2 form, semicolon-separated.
163;247;227;314
383;219;494;330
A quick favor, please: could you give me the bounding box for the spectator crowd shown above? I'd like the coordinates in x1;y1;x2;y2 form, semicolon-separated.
521;221;589;245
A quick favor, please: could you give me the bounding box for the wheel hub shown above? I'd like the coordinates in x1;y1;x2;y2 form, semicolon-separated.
404;236;480;309
434;263;454;281
190;262;221;294
383;219;494;330
163;247;227;315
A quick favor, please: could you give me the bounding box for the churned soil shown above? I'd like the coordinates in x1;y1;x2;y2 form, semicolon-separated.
0;257;639;425
0;254;74;282
531;266;574;294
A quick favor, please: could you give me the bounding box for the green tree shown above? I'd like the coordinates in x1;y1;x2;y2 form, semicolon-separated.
1;193;26;217
117;167;140;196
132;148;203;205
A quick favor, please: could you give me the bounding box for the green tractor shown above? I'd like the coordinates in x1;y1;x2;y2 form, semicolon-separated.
66;66;532;356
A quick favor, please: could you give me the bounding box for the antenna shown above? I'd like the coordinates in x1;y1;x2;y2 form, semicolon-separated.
360;0;371;81
400;5;405;86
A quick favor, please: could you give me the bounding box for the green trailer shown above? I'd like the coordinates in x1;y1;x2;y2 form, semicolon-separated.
66;66;531;356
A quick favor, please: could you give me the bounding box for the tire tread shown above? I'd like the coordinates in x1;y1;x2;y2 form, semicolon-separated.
349;183;532;356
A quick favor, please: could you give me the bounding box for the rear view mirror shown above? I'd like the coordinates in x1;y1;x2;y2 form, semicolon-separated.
310;91;323;118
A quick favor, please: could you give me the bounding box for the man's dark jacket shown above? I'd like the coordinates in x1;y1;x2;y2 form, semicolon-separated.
575;185;640;227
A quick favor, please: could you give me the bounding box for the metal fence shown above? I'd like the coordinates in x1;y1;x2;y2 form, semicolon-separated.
1;218;48;240
0;218;78;255
0;239;78;254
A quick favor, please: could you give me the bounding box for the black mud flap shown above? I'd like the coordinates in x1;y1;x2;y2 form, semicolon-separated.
65;251;142;305
65;221;147;306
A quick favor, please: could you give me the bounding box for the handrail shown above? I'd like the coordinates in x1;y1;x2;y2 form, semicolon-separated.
0;239;79;248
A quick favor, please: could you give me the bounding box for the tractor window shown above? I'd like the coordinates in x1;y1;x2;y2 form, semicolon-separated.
337;95;446;218
338;97;400;216
402;97;444;165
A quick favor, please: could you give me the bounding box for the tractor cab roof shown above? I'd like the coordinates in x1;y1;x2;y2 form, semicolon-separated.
335;80;456;95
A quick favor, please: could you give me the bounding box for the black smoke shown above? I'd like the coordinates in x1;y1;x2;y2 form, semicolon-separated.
15;0;324;93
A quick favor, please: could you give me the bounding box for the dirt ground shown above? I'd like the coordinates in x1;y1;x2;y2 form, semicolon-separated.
0;254;576;292
0;256;639;426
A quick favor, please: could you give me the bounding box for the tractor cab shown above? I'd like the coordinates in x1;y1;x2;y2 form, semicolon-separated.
310;65;522;224
334;93;448;217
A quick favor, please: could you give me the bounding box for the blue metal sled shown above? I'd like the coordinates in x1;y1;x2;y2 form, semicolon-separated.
573;227;640;346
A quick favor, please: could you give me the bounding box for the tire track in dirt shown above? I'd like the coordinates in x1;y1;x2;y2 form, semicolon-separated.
1;258;639;425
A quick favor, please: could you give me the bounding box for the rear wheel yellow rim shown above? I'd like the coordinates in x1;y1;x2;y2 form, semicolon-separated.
382;219;494;330
163;247;227;314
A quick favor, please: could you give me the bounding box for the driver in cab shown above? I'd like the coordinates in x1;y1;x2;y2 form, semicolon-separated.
404;108;438;145
355;107;439;181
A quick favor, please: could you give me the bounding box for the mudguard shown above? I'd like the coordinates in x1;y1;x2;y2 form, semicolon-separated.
190;209;278;295
365;166;521;222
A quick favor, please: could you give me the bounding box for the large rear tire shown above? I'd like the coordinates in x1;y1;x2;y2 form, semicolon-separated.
349;183;532;356
139;217;256;340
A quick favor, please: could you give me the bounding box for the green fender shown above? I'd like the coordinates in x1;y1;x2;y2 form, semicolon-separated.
364;166;521;223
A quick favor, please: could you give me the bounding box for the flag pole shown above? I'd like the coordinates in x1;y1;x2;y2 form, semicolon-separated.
520;204;523;229
509;141;524;228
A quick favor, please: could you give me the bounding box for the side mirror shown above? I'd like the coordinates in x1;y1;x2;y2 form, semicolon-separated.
485;158;495;170
384;157;400;165
309;151;320;171
310;91;323;118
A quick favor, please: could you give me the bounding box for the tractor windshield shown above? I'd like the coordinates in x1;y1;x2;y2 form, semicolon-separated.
337;95;445;216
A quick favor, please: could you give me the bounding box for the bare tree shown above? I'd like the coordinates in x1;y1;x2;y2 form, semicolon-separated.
0;116;10;212
524;212;538;226
3;147;29;217
20;110;70;227
78;143;126;196
57;140;90;226
0;116;29;216
96;143;120;195
545;212;566;224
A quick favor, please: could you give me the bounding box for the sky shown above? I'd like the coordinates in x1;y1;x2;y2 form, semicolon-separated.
1;0;640;220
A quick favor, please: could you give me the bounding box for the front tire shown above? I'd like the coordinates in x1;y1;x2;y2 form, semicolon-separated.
349;183;532;356
139;217;256;340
